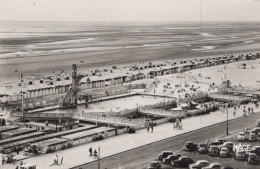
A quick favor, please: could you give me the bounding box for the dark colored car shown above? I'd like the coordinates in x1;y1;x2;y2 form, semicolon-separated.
247;153;258;164
147;161;161;169
215;139;226;145
158;151;173;160
198;143;208;154
163;155;180;165
208;141;223;147
171;156;195;167
183;141;198;151
249;146;260;156
251;127;260;136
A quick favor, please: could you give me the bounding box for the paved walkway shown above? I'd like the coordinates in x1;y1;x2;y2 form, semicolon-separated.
1;103;259;169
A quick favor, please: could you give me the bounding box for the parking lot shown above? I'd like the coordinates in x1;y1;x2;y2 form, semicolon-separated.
148;124;260;169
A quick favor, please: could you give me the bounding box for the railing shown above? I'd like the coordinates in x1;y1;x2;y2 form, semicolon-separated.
73;113;145;126
12;112;73;118
208;93;251;101
139;108;186;118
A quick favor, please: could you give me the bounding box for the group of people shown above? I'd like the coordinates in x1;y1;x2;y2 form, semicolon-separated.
89;147;98;158
146;121;154;133
243;105;255;116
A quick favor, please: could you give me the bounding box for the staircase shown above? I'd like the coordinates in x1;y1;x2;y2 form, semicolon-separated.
60;88;73;106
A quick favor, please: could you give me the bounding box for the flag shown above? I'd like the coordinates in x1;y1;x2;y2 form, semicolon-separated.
20;74;24;83
222;65;226;81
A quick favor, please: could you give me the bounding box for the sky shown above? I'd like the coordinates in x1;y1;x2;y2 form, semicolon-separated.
0;0;260;22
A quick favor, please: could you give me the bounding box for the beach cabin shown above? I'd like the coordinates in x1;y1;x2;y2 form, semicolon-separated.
148;71;158;78
162;69;170;75
170;67;179;73
136;73;146;79
183;64;196;71
121;76;128;82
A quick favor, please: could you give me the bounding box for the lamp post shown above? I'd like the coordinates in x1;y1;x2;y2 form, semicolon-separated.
98;146;101;169
20;91;25;122
226;106;229;135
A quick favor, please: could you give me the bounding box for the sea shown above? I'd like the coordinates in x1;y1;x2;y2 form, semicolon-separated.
2;21;256;59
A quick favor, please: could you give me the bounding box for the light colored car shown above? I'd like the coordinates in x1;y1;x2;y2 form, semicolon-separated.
249;133;257;142
219;147;229;157
208;145;219;156
257;119;260;127
189;160;210;169
218;142;234;152
237;132;246;141
147;161;161;169
202;162;222;169
235;150;246;160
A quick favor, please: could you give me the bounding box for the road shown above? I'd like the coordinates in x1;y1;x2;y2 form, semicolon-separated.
72;113;260;169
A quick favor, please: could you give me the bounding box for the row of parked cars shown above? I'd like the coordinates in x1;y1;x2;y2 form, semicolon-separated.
148;150;232;169
236;127;260;141
148;120;260;169
184;138;260;164
148;138;260;169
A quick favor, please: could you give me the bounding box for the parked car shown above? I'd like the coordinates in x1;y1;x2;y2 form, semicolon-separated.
237;132;246;141
198;143;208;154
247;153;258;164
171;156;195;167
202;163;222;169
249;146;260;156
235;150;246;160
189;160;210;169
219;147;229;157
257;119;260;127
218;142;234;152
214;139;226;145
20;163;36;169
163;155;180;165
183;141;198;151
158;151;173;160
249;133;257;142
251;127;260;136
208;140;222;147
208;145;219;156
147;161;161;169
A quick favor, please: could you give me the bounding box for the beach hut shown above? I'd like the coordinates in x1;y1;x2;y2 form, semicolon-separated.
136;73;145;79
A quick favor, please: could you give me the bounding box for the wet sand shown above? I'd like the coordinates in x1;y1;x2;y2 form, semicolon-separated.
1;22;260;83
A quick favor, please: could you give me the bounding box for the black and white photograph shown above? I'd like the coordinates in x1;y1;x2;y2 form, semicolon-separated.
0;0;260;169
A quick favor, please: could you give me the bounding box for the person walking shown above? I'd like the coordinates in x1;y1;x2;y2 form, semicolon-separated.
150;122;154;133
2;157;5;165
89;147;93;156
146;121;150;132
94;149;98;158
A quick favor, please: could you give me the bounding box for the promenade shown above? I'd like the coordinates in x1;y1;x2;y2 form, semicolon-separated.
1;103;259;169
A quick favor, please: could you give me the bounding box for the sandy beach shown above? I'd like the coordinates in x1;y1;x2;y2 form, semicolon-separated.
1;22;260;85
